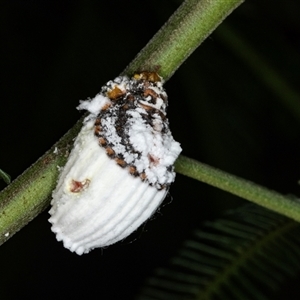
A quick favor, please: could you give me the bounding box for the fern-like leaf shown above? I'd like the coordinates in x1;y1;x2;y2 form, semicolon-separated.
136;204;300;300
0;168;11;185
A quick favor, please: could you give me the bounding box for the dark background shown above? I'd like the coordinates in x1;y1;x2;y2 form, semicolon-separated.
1;0;300;299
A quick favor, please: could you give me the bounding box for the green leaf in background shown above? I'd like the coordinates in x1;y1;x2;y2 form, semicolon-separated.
0;169;11;185
137;204;300;300
1;0;300;299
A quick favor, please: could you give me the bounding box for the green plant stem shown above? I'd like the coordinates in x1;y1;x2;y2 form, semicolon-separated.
123;0;244;81
0;0;243;246
175;155;300;222
0;118;83;245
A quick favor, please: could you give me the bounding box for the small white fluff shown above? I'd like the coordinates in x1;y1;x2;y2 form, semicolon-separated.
77;94;111;116
49;72;181;255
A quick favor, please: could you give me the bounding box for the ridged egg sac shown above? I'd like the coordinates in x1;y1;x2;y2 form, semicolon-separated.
49;72;182;255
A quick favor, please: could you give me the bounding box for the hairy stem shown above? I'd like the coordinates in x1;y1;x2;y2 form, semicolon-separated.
175;155;300;222
0;0;244;245
0;119;83;245
123;0;244;80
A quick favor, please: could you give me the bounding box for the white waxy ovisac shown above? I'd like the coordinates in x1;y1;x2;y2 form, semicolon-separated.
49;72;182;255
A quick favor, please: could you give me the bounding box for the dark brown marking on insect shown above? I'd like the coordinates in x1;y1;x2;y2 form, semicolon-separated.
126;94;135;103
95;118;101;126
115;158;127;168
70;179;90;193
140;112;153;125
94;125;101;136
140;172;147;181
157;183;167;191
93;72;172;190
139;103;155;113
98;137;107;147
122;103;130;110
129;165;138;176
157;109;166;121
148;154;159;166
144;88;159;99
167;165;173;172
106;147;115;157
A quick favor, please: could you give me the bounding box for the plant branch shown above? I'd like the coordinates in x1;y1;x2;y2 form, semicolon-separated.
0;0;244;245
0;118;83;245
123;0;244;81
175;155;300;222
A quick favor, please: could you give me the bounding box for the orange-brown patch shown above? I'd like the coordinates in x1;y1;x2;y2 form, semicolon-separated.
99;137;107;146
95;118;101;126
115;158;127;168
129;166;138;176
107;86;124;100
106;147;115;157
94;125;101;136
140;172;147;181
134;72;161;82
148;72;161;82
144;88;158;98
